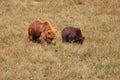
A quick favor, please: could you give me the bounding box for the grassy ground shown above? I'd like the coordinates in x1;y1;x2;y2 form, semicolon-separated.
0;0;120;80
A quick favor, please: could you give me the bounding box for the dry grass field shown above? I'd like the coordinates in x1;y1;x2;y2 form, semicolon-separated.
0;0;120;80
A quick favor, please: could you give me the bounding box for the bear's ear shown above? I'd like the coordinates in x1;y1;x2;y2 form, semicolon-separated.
47;31;51;35
53;28;57;33
75;27;80;31
44;21;49;25
79;36;85;40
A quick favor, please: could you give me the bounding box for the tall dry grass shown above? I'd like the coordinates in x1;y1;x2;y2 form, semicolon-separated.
0;0;120;80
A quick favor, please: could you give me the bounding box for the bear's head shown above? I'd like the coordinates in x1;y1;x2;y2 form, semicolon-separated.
75;28;85;44
78;36;85;44
43;22;57;41
46;29;56;40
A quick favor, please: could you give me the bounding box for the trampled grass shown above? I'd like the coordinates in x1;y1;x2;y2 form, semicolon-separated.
0;0;120;80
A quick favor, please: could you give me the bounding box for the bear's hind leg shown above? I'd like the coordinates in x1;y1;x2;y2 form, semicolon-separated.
29;35;33;41
62;35;68;43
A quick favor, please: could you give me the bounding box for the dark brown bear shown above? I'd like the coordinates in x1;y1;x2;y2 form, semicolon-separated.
61;26;85;44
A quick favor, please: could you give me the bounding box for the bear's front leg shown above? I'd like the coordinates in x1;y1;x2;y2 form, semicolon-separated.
40;33;47;46
51;39;56;45
68;37;74;43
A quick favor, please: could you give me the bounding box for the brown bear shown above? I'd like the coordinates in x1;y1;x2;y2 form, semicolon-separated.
61;26;85;44
28;20;56;46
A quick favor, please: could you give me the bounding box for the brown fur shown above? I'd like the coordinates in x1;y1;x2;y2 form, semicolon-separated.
28;20;56;46
61;26;85;44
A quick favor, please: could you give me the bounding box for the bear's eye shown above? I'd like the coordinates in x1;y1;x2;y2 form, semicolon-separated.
48;32;51;35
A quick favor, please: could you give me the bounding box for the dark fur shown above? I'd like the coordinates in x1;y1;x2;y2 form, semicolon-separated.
61;26;85;44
